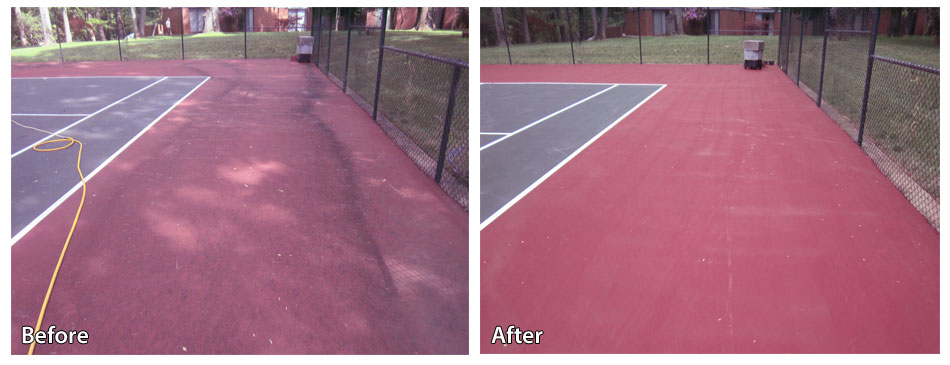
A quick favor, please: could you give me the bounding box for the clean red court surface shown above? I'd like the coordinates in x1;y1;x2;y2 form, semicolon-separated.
480;64;938;353
11;59;467;354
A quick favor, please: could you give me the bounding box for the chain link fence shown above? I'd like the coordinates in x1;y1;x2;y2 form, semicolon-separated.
482;7;782;65
778;7;939;230
314;8;469;208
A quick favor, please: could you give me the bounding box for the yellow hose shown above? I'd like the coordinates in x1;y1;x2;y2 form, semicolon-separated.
25;137;87;355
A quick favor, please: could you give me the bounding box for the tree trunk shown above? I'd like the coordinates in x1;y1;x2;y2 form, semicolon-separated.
211;7;220;32
14;7;30;46
115;8;125;39
62;7;72;42
554;8;567;42
95;8;106;40
589;8;598;40
888;8;903;36
202;8;214;33
904;8;917;35
130;8;141;37
39;7;54;45
492;8;507;47
139;7;147;36
669;8;685;35
414;7;443;31
519;8;531;44
599;8;608;39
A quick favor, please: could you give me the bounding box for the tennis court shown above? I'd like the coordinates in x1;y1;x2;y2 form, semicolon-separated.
480;82;664;226
479;64;938;353
12;76;209;242
11;59;467;354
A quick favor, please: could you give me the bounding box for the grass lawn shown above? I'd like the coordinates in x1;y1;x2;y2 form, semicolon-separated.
12;30;468;63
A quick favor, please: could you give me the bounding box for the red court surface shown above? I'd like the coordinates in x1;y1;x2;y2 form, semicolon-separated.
11;59;467;354
480;64;938;353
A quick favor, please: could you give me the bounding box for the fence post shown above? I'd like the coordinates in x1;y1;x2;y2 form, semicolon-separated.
784;8;792;74
343;27;352;91
707;8;710;64
567;8;576;64
637;8;642;64
180;8;185;60
116;15;123;61
59;41;64;63
434;65;463;184
372;8;388;120
857;8;880;147
326;9;334;76
796;9;805;87
777;9;781;67
501;9;512;64
244;8;248;59
315;9;323;66
817;8;829;107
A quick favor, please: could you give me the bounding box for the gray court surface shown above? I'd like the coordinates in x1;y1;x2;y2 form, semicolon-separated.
11;76;209;241
480;82;664;226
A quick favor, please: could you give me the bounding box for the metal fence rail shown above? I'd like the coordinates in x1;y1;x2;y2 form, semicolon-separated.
778;7;939;230
315;8;469;207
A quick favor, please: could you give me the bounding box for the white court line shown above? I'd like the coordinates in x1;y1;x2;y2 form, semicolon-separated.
12;113;89;117
479;84;619;151
480;132;510;135
482;82;667;86
480;84;667;230
12;76;207;79
11;76;211;245
10;77;168;158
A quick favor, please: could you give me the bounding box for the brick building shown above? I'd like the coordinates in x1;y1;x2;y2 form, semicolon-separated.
159;7;312;35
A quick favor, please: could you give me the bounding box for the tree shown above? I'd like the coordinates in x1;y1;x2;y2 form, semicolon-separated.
554;8;567;42
94;8;105;40
115;8;125;38
14;7;29;46
521;8;531;44
599;7;607;40
201;8;214;33
130;7;141;37
904;8;918;36
492;8;507;47
61;7;72;42
139;7;147;36
39;7;54;45
887;8;903;36
588;8;598;40
415;7;444;31
211;7;221;32
668;8;685;35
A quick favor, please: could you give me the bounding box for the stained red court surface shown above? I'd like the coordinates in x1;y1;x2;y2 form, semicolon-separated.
480;64;938;353
11;59;467;354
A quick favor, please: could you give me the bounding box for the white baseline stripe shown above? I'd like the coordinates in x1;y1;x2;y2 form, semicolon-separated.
480;132;510;135
481;82;666;86
480;84;668;230
11;76;211;245
12;113;89;117
480;84;619;151
12;76;206;79
11;77;168;158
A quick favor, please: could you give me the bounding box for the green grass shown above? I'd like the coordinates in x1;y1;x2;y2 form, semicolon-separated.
12;30;468;63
